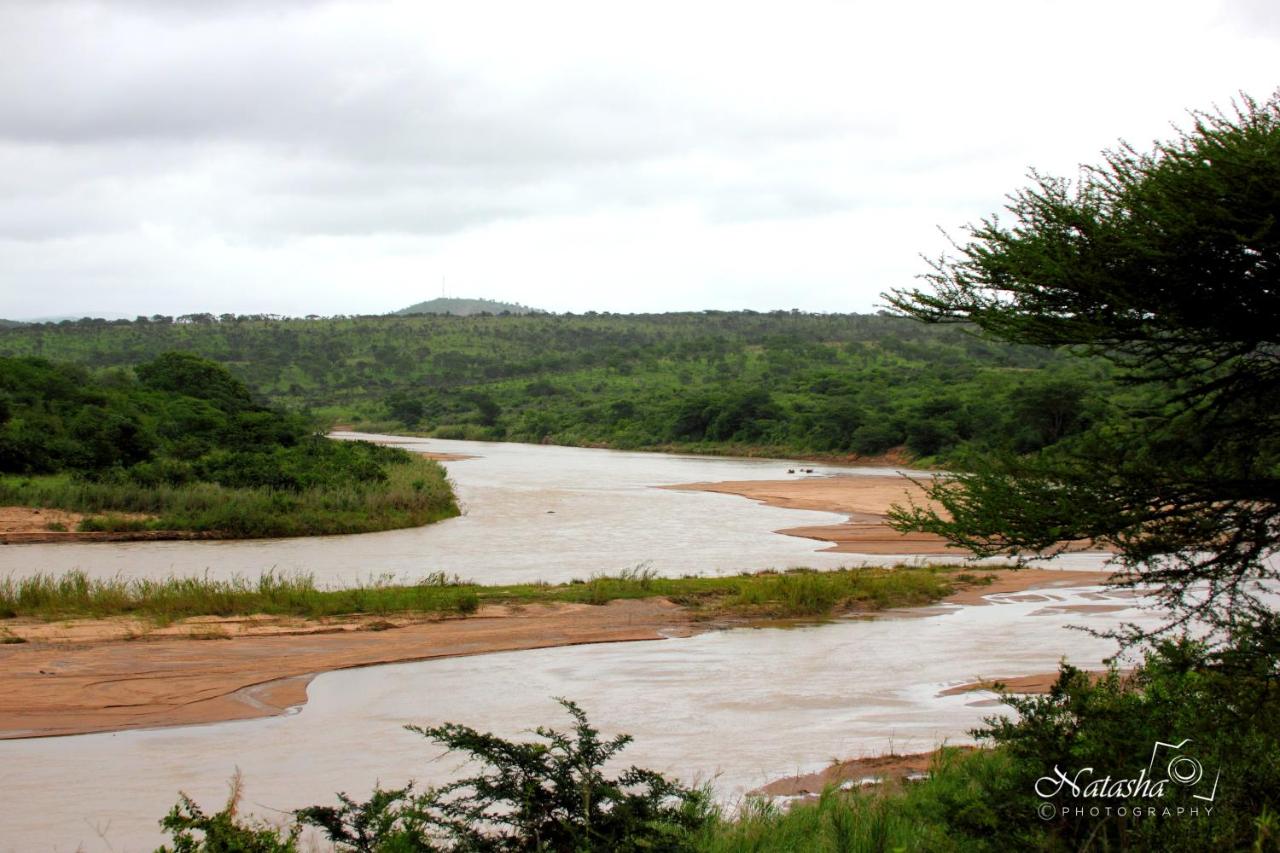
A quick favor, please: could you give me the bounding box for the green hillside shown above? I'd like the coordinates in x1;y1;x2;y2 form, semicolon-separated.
394;297;540;316
0;311;1118;465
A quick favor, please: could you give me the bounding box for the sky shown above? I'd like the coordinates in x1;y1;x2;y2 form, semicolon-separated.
0;0;1277;319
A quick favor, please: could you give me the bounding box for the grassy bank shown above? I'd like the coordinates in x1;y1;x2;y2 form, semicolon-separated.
696;747;1008;851
0;454;458;538
0;564;978;622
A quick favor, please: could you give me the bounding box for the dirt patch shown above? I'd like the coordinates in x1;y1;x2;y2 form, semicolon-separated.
754;748;975;800
938;669;1124;697
0;506;200;544
416;451;478;462
665;476;958;555
0;598;700;739
0;506;89;533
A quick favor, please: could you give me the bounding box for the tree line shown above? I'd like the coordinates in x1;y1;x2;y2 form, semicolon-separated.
0;310;1114;463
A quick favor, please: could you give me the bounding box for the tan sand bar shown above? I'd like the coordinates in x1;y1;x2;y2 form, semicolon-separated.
665;474;962;554
0;569;1114;741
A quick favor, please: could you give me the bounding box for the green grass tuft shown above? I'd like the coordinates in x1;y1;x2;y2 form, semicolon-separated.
0;565;968;623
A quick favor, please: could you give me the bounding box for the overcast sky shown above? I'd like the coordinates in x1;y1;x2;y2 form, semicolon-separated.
0;0;1276;319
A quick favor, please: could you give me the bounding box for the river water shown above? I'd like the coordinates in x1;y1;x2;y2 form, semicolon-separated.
0;433;1110;586
0;584;1154;852
0;435;1132;851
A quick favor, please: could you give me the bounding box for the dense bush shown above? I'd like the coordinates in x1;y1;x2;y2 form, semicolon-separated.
0;311;1112;463
0;354;458;536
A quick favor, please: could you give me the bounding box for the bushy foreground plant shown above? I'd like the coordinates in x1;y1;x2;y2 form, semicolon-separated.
157;700;711;852
155;627;1279;852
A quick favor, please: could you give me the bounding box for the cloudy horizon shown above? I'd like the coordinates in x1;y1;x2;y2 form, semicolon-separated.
1;0;1277;320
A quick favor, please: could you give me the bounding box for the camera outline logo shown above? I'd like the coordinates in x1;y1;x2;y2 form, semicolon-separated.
1147;739;1219;803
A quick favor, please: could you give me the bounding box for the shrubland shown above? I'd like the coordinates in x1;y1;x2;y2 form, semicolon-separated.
0;311;1115;465
0;352;456;536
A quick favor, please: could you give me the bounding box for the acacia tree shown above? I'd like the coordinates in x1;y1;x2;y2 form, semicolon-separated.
885;93;1280;640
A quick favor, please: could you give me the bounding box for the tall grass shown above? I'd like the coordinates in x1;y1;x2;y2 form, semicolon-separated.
696;747;1008;852
0;565;968;622
0;456;458;538
0;570;482;621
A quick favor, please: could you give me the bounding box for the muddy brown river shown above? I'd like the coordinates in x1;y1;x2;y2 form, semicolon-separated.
0;433;1112;585
0;436;1132;851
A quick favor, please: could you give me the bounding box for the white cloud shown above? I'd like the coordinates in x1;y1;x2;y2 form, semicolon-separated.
0;0;1275;317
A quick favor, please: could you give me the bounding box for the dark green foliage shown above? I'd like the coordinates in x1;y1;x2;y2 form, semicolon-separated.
296;700;711;851
295;786;431;852
159;701;711;852
0;354;458;536
965;621;1280;851
393;699;711;852
136;352;255;412
157;775;299;853
887;94;1280;637
0;311;1106;463
387;391;427;426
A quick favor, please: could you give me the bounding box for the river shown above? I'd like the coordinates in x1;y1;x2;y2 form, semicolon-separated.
0;433;1109;585
0;435;1132;851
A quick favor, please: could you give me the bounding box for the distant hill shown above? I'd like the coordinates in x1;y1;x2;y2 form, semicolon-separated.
0;319;25;329
12;312;133;324
394;297;541;317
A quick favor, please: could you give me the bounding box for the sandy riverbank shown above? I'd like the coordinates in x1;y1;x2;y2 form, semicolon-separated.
0;567;1113;740
0;598;699;739
665;474;961;554
666;475;1109;557
0;506;214;544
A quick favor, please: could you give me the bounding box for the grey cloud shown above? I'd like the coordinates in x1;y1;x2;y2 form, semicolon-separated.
0;0;891;247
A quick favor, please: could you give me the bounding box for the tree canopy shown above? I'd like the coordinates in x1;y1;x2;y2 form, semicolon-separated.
886;94;1280;640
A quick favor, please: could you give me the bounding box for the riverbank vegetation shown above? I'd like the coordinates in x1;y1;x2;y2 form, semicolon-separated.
0;564;966;622
0;353;457;536
0;311;1117;466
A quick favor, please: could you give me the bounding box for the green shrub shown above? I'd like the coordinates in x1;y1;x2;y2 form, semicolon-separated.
158;701;712;852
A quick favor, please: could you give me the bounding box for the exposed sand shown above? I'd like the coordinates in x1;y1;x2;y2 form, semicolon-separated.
667;475;1108;557
942;568;1113;606
754;749;972;799
0;506;198;544
0;506;87;533
0;598;699;739
0;567;1117;741
938;669;1123;697
665;475;963;555
415;451;478;462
